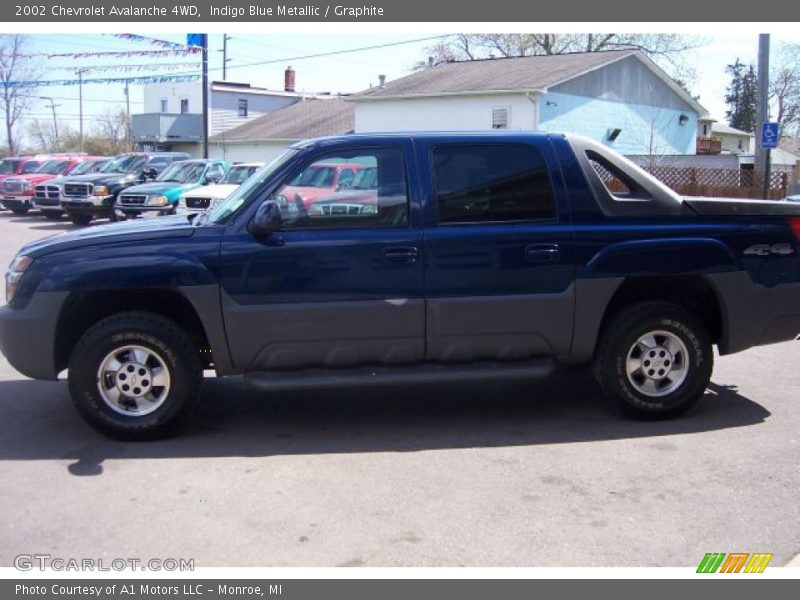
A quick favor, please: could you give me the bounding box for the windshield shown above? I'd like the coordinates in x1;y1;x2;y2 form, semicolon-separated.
70;159;107;176
157;162;206;184
223;165;259;185
0;159;20;174
205;149;298;224
348;167;378;190
289;164;336;188
36;159;71;175
21;160;44;173
100;155;148;174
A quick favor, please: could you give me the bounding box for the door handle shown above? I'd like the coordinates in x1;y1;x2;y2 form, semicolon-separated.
525;243;560;262
382;246;419;264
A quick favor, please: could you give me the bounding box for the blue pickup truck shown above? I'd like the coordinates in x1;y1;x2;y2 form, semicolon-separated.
2;132;799;439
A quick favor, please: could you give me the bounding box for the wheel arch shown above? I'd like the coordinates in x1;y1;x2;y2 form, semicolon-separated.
54;287;230;375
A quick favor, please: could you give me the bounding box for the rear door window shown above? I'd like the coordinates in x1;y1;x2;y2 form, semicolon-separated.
431;144;556;224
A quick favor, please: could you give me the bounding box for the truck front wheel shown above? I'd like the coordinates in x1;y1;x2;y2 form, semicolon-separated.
68;213;93;226
68;312;202;439
594;302;713;419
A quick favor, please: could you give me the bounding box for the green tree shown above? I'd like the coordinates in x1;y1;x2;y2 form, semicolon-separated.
725;59;757;133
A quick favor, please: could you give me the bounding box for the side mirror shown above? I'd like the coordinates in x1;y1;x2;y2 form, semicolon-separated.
248;200;283;236
141;168;158;181
205;174;222;185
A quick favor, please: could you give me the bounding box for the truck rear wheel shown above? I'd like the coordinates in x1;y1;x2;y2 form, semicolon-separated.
68;312;202;439
594;302;713;419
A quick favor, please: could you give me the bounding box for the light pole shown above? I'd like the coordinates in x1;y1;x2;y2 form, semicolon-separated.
220;34;232;80
76;67;89;153
39;96;61;151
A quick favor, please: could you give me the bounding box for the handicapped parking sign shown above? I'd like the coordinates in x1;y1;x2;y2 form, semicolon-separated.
761;122;779;149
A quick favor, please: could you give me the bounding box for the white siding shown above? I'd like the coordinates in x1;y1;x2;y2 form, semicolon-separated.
354;93;538;132
143;82;202;114
209;91;298;135
208;141;295;163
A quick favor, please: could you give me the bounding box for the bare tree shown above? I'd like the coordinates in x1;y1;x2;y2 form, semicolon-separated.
26;118;58;152
94;109;130;152
0;35;41;155
417;33;704;82
770;43;800;135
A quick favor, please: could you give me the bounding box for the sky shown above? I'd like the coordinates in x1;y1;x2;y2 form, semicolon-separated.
9;32;800;145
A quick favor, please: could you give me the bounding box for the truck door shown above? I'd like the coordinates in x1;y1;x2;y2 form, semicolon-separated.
219;141;425;370
416;137;576;361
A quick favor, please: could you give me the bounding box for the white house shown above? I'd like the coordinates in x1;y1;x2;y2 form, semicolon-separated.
207;97;354;162
350;50;708;156
711;122;755;155
131;68;316;151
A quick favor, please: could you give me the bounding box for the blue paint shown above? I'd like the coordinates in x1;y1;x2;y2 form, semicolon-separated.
538;91;698;155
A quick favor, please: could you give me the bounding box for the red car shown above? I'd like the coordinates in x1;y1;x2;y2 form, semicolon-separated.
0;155;51;184
277;162;364;210
1;155;100;214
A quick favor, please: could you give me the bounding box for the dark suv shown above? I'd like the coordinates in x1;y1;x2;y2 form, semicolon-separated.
57;152;191;225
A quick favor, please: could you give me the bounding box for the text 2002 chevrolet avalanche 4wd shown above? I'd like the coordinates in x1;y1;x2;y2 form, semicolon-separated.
2;133;800;439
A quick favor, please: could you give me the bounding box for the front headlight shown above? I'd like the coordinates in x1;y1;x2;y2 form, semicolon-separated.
94;185;109;196
147;195;168;206
6;255;33;304
23;182;33;191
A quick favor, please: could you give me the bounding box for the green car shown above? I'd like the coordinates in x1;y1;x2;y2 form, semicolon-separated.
116;159;230;217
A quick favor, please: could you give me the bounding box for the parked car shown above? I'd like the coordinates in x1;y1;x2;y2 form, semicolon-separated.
2;132;800;439
58;152;191;226
277;161;364;210
116;159;230;218
0;155;50;184
1;155;93;215
33;158;112;220
179;162;265;214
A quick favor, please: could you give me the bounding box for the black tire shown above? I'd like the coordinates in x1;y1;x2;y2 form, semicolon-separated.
68;213;93;226
68;311;202;440
593;301;713;419
43;211;63;220
9;206;29;215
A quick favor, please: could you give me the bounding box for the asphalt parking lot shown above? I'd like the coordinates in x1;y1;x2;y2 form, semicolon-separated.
0;208;799;568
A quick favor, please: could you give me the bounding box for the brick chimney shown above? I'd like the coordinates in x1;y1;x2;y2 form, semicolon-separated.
284;66;296;93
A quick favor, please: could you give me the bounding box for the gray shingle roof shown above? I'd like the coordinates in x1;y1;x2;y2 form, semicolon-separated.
211;97;354;142
355;50;638;98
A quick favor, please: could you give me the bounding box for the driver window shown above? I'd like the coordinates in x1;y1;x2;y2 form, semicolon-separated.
271;148;409;229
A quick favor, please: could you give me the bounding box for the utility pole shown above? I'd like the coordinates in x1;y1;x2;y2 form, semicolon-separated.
201;34;209;159
39;96;61;151
756;33;771;199
124;80;131;150
76;67;89;153
220;34;232;80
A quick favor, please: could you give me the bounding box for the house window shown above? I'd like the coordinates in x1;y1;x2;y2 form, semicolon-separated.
237;99;248;117
738;139;743;150
180;99;189;114
702;124;708;136
160;99;168;113
492;107;509;129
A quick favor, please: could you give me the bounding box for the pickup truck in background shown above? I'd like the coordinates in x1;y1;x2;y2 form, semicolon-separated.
1;132;799;439
116;159;230;218
179;162;265;214
57;152;191;225
33;157;112;220
1;155;91;215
